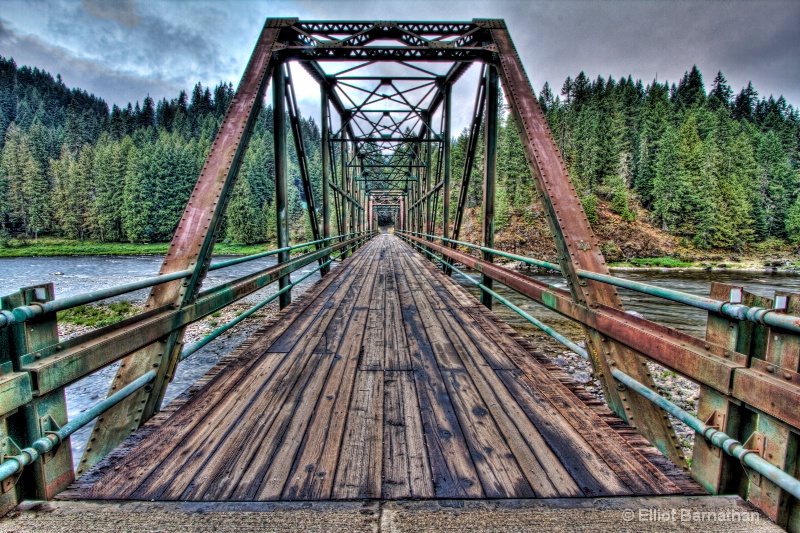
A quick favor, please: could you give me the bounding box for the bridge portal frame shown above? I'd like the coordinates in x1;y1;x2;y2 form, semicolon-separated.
80;17;682;483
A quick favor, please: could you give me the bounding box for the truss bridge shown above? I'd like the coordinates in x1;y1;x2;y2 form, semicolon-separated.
0;19;797;531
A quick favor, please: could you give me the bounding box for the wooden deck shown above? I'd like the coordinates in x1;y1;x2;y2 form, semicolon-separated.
73;234;700;501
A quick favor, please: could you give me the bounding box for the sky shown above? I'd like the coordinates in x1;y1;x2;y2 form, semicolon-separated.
2;0;799;132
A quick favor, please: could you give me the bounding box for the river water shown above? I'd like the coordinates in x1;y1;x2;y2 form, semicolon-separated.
0;254;336;466
2;253;800;466
455;267;800;339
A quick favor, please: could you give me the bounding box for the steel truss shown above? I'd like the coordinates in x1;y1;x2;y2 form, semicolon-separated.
63;17;684;502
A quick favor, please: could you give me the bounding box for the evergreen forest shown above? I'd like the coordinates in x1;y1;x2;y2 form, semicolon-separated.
1;57;798;257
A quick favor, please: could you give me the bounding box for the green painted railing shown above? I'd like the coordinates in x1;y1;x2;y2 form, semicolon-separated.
397;230;800;504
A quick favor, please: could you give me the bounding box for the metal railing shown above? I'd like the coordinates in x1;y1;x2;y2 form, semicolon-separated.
0;231;376;490
397;229;800;504
400;230;800;334
0;232;368;329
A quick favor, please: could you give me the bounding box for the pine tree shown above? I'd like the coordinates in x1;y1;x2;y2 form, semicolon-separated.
785;196;800;245
121;142;155;243
732;82;758;121
538;82;554;113
756;130;796;239
226;175;261;244
708;71;733;109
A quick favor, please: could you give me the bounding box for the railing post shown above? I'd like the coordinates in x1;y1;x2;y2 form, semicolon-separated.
481;64;498;309
321;84;331;276
737;290;799;526
692;283;749;494
1;285;73;504
274;64;291;309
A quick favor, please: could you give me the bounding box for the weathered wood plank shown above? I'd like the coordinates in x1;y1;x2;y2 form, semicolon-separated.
400;260;536;497
391;241;483;499
401;250;574;498
509;354;680;495
280;239;382;500
384;251;412;370
382;370;434;499
360;247;386;370
83;250;365;499
150;244;380;500
224;243;381;501
331;369;384;499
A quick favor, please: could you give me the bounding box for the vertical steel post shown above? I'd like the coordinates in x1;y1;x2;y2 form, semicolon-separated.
274;65;291;309
341;131;349;257
481;65;498;308
443;82;452;240
2;285;73;504
321;85;331;275
423;113;433;241
442;82;454;275
348;150;353;235
416;144;423;236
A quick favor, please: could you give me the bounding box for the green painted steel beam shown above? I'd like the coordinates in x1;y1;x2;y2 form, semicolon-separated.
0;370;155;485
0;371;32;418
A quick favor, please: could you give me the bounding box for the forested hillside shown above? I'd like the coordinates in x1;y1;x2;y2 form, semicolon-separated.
0;56;320;246
1;56;798;259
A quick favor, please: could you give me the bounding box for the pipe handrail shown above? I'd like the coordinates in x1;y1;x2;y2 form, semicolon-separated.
398;232;800;503
0;232;379;486
0;232;370;329
399;230;800;335
0;369;156;484
180;236;369;361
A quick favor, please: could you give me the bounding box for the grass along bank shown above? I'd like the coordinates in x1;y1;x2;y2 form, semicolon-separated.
57;300;276;344
0;237;287;258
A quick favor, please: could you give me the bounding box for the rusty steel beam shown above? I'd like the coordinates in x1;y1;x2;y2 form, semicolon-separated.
485;19;685;467
80;19;291;472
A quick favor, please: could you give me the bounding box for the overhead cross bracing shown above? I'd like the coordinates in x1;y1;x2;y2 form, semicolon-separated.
281;19;490;229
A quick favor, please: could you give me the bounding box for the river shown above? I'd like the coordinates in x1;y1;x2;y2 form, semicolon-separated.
2;253;800;466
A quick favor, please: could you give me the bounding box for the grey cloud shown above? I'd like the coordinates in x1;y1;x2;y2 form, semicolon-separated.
3;0;800;129
0;18;181;107
82;0;140;28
